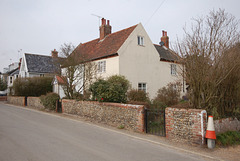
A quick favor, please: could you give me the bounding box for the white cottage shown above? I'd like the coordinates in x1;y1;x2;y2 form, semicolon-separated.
59;18;185;99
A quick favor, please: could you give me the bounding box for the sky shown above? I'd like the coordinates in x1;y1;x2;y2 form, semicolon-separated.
0;0;240;73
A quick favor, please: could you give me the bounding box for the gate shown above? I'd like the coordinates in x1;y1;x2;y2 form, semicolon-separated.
24;96;27;106
56;99;62;113
145;109;166;136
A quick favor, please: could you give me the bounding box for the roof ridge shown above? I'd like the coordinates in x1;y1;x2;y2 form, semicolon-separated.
78;24;138;46
107;24;138;37
25;53;52;57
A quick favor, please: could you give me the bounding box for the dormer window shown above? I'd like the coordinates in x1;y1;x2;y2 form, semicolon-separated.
138;36;144;46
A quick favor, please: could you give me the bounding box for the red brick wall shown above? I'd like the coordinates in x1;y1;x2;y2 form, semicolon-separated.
0;96;7;101
62;99;145;132
165;107;207;145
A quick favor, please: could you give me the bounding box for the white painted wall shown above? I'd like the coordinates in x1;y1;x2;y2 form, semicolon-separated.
118;23;184;99
94;56;119;79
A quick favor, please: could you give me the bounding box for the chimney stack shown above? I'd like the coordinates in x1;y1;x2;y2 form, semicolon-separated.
51;49;58;58
161;30;169;48
19;58;22;70
99;18;112;40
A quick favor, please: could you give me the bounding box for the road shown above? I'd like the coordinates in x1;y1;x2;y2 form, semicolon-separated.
0;103;207;161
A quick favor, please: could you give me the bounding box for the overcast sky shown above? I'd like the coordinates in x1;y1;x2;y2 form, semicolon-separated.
0;0;240;72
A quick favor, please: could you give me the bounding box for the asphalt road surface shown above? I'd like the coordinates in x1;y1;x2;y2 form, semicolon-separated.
0;103;207;161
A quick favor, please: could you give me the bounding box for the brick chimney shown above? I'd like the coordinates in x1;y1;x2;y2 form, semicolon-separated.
19;58;22;69
51;49;58;58
99;18;112;40
161;30;169;48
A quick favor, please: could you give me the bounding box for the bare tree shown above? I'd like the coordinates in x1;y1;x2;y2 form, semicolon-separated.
176;9;240;118
60;43;97;99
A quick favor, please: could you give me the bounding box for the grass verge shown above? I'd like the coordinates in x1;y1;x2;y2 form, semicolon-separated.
216;131;240;146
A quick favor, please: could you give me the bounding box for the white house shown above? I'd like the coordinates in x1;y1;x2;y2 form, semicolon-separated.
58;18;185;99
1;62;20;94
19;49;60;78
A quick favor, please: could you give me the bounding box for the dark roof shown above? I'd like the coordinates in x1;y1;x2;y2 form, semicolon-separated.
154;44;180;62
9;69;19;76
6;68;18;75
72;24;137;63
25;53;60;73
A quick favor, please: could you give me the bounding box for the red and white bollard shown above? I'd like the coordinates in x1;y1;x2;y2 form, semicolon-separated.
205;116;216;149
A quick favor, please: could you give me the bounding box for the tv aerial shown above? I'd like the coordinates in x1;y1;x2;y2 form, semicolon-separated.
91;14;103;26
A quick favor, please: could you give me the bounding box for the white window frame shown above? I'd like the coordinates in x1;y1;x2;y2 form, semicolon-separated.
138;83;147;93
97;61;106;73
10;76;13;84
137;36;144;46
171;64;177;75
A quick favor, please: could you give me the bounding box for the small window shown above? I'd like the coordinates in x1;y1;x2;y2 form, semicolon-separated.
40;74;44;77
98;61;106;73
171;64;177;75
10;77;13;84
138;83;147;93
16;75;18;79
137;36;144;46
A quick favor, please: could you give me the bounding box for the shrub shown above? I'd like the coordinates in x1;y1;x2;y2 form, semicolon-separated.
216;131;240;146
153;82;181;107
127;89;149;102
0;77;7;91
40;93;60;110
13;77;52;96
151;99;167;109
89;75;130;103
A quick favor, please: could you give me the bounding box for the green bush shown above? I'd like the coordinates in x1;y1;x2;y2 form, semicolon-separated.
89;75;130;103
127;89;149;102
216;131;240;146
13;77;52;96
0;77;7;91
40;93;60;110
153;82;181;107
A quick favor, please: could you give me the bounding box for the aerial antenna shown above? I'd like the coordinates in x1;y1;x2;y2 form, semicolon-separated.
18;49;22;60
91;14;103;26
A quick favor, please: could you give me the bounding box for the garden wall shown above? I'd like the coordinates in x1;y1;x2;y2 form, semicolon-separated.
7;96;25;106
27;97;45;110
0;96;7;101
165;107;207;145
62;99;145;132
214;117;240;134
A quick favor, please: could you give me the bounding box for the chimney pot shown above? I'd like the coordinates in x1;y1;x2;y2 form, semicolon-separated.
51;49;58;58
161;30;169;48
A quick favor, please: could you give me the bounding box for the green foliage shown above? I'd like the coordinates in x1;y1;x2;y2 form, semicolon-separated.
0;77;7;91
153;82;181;107
118;125;125;129
216;131;240;147
13;77;53;96
89;75;130;103
127;89;151;108
151;99;167;109
40;93;60;110
127;89;149;102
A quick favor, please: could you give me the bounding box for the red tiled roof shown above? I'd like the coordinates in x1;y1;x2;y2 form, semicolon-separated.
72;24;138;63
56;75;66;85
